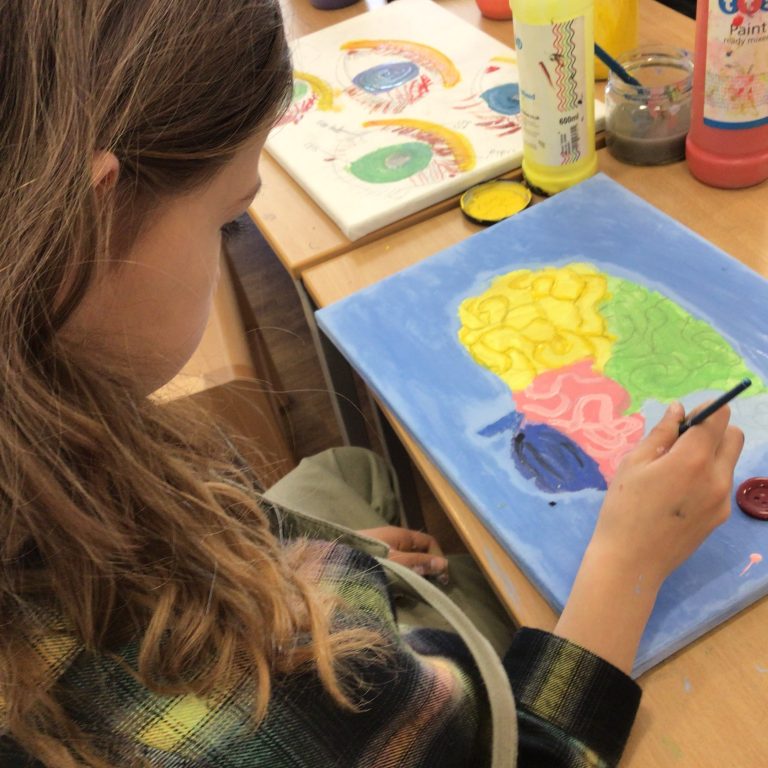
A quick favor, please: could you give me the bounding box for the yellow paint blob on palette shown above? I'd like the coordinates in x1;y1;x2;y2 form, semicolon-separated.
460;180;532;225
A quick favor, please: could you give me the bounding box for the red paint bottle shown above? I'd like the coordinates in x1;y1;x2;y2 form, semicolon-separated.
475;0;512;20
685;0;768;188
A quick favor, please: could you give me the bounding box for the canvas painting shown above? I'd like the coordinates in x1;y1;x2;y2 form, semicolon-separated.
316;175;768;676
267;0;605;240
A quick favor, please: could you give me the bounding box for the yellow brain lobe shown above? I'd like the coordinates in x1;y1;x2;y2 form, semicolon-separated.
457;264;615;391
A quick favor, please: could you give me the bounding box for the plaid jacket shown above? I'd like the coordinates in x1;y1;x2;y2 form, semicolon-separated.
0;541;640;767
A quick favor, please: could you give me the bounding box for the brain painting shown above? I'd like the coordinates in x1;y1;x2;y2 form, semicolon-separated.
458;263;763;493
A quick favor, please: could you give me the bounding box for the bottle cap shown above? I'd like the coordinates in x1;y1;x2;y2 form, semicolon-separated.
460;180;532;225
736;477;768;521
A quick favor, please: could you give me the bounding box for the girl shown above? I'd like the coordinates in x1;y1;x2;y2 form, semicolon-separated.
0;1;742;766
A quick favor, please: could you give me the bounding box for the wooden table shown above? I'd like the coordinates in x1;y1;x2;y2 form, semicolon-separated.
302;150;768;766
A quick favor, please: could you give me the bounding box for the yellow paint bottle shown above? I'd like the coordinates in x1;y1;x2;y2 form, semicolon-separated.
509;0;598;195
594;0;638;80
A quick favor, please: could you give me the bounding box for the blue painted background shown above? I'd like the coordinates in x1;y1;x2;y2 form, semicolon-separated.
316;174;768;676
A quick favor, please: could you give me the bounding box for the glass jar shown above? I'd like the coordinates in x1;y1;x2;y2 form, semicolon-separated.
605;46;694;166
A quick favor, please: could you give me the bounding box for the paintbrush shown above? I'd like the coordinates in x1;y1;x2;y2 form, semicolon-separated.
594;43;642;87
678;378;752;436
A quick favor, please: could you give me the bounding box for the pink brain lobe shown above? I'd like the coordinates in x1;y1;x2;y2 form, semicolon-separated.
513;360;645;481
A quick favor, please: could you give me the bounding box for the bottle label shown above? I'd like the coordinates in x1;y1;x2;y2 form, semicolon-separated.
704;1;768;129
515;17;589;167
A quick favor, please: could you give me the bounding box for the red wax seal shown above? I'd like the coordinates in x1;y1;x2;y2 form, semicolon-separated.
736;477;768;521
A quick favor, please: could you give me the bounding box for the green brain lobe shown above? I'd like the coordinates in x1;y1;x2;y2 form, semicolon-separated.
347;141;433;183
601;277;762;411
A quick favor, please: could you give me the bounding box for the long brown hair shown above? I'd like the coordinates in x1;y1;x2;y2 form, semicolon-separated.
0;2;376;765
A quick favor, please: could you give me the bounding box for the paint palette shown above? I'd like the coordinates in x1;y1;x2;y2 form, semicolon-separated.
317;174;768;676
266;0;605;240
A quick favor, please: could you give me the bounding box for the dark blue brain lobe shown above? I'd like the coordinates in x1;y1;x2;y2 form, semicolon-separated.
480;83;521;115
478;410;606;493
353;62;420;93
512;423;606;493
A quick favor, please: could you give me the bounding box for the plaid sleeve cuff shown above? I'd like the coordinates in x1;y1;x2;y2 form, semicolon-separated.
503;628;641;765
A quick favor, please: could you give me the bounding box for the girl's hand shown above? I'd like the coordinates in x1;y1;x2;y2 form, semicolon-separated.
554;400;744;673
591;399;744;587
359;525;449;581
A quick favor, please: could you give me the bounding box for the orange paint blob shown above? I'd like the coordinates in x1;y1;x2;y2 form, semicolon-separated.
739;553;763;577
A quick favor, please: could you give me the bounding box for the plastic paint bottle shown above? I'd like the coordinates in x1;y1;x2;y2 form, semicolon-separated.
685;0;768;188
475;0;512;20
510;0;598;195
594;0;639;80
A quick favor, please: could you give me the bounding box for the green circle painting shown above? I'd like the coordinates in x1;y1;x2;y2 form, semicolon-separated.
347;141;433;183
